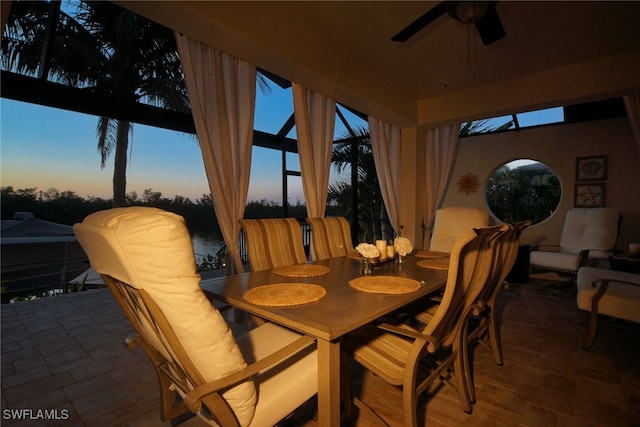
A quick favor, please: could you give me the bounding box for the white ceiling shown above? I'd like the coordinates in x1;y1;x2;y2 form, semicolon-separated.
116;1;640;128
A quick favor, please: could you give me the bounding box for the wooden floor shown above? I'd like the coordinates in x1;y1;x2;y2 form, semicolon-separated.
2;278;639;426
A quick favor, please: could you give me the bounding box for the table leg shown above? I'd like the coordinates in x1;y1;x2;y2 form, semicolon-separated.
317;339;341;427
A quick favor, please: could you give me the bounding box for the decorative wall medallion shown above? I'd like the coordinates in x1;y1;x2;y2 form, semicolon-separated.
576;155;607;181
457;172;480;195
575;183;606;207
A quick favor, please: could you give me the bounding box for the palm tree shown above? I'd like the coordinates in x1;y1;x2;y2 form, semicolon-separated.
459;118;514;136
329;126;389;242
2;0;190;207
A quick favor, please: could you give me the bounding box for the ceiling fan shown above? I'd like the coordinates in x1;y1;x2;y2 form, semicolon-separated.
392;1;506;46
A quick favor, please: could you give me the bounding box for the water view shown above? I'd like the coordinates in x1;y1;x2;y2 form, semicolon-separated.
191;229;226;260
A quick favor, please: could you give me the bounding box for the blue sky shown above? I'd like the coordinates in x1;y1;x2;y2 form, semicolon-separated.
1;84;363;203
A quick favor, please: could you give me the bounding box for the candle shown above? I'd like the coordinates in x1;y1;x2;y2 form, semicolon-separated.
630;243;640;259
387;245;395;259
376;240;387;260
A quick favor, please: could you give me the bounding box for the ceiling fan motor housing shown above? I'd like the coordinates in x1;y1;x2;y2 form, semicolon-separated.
447;1;493;24
391;0;504;45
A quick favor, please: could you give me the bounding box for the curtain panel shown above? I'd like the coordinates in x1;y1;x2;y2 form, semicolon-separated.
175;33;256;275
292;83;336;218
623;94;640;150
368;116;401;236
421;124;460;249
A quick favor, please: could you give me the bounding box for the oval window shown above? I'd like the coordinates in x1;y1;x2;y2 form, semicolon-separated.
485;159;561;225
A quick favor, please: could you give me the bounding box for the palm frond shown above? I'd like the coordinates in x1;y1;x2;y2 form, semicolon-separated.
96;117;117;169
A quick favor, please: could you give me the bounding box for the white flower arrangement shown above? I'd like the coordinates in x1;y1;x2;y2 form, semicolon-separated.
355;242;381;259
394;236;414;256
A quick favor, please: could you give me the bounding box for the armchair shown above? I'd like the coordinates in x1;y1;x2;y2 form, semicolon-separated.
530;207;621;288
74;207;317;426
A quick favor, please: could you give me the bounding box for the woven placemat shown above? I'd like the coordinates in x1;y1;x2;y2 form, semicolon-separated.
417;257;450;270
272;263;330;278
415;250;450;259
244;283;326;306
349;276;422;295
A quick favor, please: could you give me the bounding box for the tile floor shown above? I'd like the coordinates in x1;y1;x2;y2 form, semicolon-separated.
1;278;639;426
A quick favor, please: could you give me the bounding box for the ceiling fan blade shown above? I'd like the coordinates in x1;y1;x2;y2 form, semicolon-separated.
474;4;505;45
391;1;448;42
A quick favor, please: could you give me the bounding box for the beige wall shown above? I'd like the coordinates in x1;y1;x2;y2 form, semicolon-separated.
437;116;640;253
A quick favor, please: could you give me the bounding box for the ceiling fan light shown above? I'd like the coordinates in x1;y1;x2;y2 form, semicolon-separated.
448;1;491;24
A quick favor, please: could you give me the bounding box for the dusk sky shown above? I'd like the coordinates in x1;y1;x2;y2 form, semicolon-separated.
1;79;561;205
1;83;363;204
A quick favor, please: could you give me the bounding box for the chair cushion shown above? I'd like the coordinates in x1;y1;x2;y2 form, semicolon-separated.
74;207;257;425
576;267;640;324
307;216;353;260
429;207;488;253
342;324;412;386
237;322;317;427
560;208;619;257
530;250;581;274
240;218;307;271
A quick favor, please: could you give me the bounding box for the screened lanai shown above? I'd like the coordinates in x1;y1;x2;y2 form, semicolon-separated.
2;3;640;426
3;1;640;271
1;1;388;274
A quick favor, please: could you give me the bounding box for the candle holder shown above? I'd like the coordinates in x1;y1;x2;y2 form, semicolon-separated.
361;258;373;275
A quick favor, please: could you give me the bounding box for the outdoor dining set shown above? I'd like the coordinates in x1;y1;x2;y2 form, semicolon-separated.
77;204;640;427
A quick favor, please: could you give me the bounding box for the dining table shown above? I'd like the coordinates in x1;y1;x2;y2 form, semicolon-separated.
200;254;448;426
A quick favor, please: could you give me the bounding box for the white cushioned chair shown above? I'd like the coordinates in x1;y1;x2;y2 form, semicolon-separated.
74;207;317;427
428;207;489;253
530;207;621;283
577;266;640;349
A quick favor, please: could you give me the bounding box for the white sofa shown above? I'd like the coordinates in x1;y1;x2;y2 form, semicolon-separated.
576;266;640;349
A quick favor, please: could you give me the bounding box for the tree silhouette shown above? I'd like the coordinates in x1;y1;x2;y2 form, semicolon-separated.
329;126;389;242
3;1;278;207
3;1;190;206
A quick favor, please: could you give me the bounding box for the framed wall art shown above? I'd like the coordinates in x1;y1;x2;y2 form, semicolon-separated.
576;155;607;181
575;183;606;208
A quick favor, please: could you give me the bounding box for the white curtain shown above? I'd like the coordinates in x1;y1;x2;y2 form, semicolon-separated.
623;94;640;150
292;83;336;217
175;33;256;275
369;116;401;235
421;124;460;248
